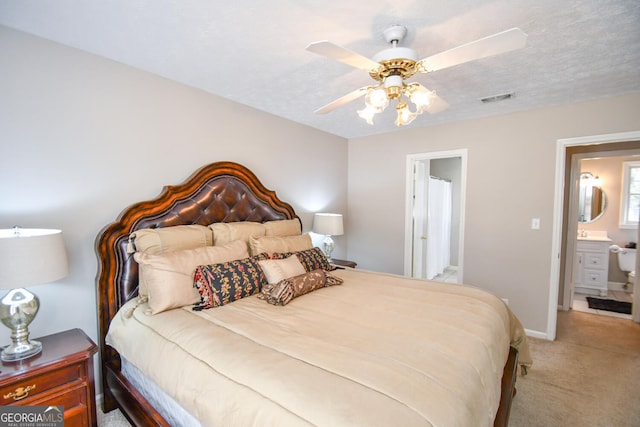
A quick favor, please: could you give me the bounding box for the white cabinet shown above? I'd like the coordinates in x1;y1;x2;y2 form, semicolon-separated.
574;239;610;296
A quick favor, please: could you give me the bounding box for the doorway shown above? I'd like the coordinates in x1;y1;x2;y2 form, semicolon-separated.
404;150;467;282
549;131;640;340
565;153;640;320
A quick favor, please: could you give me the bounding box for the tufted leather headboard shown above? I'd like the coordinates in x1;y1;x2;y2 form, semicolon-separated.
95;161;298;391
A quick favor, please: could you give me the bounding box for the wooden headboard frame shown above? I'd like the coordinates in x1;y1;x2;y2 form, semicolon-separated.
95;161;298;424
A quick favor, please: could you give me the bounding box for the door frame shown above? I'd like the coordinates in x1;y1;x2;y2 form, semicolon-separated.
550;130;640;339
404;149;468;280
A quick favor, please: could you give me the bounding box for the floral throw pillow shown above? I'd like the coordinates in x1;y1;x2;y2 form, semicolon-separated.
273;247;334;272
193;254;269;310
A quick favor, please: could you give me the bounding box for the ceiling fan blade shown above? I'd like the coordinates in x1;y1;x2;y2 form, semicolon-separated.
314;86;370;114
416;28;527;73
423;91;449;114
306;41;381;72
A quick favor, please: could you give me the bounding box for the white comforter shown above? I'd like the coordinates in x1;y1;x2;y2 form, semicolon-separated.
107;268;530;427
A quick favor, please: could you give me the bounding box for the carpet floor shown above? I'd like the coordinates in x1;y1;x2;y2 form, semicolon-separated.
97;406;131;427
98;310;640;426
509;310;640;427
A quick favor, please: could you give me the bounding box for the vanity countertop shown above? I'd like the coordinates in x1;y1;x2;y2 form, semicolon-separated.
577;235;612;242
577;230;611;242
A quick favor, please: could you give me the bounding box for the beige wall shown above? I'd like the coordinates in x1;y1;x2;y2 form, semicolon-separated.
347;92;640;335
0;26;347;355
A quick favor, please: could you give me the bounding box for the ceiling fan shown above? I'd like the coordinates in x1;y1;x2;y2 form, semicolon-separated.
306;26;527;126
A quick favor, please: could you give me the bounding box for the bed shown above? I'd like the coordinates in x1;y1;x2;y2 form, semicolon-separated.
95;161;531;427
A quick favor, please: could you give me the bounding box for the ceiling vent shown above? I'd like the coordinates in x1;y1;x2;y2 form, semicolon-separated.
480;92;515;103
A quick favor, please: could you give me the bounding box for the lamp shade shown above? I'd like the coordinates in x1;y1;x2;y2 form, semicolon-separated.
0;228;68;290
313;213;344;236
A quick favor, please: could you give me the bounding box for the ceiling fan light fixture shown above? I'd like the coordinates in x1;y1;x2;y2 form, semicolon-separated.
365;87;389;110
407;84;433;113
395;101;416;127
307;25;526;128
357;105;378;125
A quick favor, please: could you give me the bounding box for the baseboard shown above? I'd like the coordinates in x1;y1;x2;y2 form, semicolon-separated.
96;393;104;411
607;281;633;292
524;328;548;340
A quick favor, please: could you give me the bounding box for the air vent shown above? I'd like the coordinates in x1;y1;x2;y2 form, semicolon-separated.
480;92;515;103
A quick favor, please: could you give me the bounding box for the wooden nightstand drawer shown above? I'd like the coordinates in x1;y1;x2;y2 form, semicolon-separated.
31;385;89;427
0;329;98;427
0;362;84;405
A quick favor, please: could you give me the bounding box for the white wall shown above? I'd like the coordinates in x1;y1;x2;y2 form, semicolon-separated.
347;92;640;335
0;26;347;358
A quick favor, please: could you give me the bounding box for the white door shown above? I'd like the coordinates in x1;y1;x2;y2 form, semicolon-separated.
412;160;429;278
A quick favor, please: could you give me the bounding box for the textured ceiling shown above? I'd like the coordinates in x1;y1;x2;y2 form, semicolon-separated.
1;0;639;139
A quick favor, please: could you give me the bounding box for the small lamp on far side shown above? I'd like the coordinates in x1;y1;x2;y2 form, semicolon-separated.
0;227;68;362
312;213;344;262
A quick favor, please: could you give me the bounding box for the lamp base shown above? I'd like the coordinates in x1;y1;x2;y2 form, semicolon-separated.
323;235;335;262
1;339;42;362
0;288;41;362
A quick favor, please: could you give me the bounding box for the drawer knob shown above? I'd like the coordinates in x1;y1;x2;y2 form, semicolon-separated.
4;384;36;401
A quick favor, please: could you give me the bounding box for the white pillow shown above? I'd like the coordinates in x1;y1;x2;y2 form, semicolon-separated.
258;256;306;284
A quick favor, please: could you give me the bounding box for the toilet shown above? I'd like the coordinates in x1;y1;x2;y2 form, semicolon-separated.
616;247;636;289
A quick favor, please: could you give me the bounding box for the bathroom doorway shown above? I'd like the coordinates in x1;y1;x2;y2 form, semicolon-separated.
566;154;640;319
404;150;467;283
550;132;640;338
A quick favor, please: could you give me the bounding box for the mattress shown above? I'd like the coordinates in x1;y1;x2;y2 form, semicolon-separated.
107;268;530;427
121;358;201;427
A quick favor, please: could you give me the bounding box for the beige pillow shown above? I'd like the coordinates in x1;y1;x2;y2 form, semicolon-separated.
209;222;266;245
263;219;301;236
134;240;249;314
129;225;213;255
258;256;306;284
249;233;313;256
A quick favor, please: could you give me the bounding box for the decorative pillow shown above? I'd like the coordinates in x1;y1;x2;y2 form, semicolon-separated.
209;222;266;245
263;219;302;236
128;225;213;255
274;247;334;272
324;272;344;287
259;269;344;306
249;233;312;256
193;254;269;310
258;256;306;284
133;240;249;314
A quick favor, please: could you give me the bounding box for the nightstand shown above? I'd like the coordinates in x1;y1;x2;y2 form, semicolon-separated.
0;328;98;427
331;258;357;268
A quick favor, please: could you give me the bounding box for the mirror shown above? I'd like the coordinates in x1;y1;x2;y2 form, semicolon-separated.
578;172;606;223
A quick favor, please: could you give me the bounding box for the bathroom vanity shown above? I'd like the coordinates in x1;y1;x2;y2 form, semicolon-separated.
574;232;611;296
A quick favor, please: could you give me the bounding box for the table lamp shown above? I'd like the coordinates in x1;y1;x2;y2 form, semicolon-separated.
312;213;344;262
0;227;68;362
